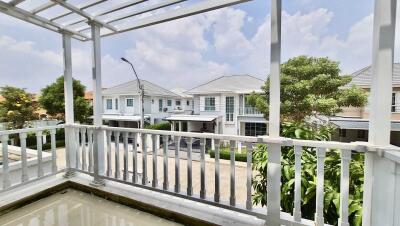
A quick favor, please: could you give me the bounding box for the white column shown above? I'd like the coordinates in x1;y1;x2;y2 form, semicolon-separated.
90;22;105;185
267;0;282;225
363;1;397;226
62;32;76;173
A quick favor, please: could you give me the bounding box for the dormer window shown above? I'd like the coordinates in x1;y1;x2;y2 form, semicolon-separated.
126;98;134;107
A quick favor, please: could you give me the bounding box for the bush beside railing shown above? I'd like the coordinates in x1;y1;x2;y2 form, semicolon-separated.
209;148;247;162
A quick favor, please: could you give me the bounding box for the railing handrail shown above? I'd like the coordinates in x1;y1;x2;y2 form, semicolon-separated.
64;124;400;154
0;124;64;136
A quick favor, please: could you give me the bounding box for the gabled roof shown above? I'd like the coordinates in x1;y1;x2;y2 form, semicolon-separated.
348;63;400;88
186;75;265;95
103;80;179;98
170;88;193;98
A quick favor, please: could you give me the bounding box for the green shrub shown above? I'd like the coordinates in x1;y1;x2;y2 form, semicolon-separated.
252;122;363;226
209;148;248;162
28;140;65;151
145;122;171;131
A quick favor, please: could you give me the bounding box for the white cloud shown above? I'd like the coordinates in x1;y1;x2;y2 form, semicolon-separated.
0;5;384;93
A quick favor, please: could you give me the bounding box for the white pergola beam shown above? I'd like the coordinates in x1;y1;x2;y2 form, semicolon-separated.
107;0;250;37
31;2;57;14
105;0;186;24
9;0;25;6
51;0;118;32
50;0;107;21
363;0;398;226
62;0;150;27
0;1;89;40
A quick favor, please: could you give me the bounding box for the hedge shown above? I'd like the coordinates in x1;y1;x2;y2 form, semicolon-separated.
145;122;171;131
209;148;248;162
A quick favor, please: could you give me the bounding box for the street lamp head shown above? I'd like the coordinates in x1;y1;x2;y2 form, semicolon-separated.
121;57;129;63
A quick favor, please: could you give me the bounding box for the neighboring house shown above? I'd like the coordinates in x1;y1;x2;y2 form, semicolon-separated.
0;94;47;118
332;63;400;146
101;80;184;128
166;75;268;139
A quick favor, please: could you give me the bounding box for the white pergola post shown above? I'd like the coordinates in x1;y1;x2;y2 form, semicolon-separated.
363;0;397;226
267;0;282;225
62;31;76;176
90;22;105;186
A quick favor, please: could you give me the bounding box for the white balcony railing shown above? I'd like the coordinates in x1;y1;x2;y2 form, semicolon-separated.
239;107;263;115
1;124;400;225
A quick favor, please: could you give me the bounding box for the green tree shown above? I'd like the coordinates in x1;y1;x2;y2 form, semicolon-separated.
248;56;368;122
0;86;39;129
250;56;367;225
39;76;92;123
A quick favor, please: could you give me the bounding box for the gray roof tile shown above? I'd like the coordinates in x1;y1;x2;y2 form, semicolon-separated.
103;80;179;97
349;63;400;87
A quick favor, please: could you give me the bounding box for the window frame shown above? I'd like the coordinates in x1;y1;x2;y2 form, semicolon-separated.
126;98;134;107
225;96;234;122
159;99;163;112
205;97;216;111
175;100;181;106
106;99;113;110
115;98;118;110
167;99;172;107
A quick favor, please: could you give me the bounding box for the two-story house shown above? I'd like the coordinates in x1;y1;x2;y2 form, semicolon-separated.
166;75;268;139
101;80;185;128
331;63;400;146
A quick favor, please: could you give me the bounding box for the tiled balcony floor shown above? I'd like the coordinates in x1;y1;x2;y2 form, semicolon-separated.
0;189;182;226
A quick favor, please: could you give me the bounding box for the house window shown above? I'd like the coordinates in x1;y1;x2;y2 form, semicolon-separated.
159;99;163;112
245;123;266;137
126;98;133;107
205;97;216;111
226;96;234;122
176;100;181;106
357;130;366;139
115;99;118;110
106;99;112;110
339;129;347;138
167;100;172;106
392;93;396;112
187;100;190;106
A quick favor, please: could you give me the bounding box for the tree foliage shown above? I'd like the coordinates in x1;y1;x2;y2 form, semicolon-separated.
248;56;368;122
0;86;39;129
39;76;92;123
252;122;363;226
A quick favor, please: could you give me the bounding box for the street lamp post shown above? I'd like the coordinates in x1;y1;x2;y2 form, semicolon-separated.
121;57;145;129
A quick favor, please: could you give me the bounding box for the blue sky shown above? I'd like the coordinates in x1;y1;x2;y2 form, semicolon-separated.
0;0;389;93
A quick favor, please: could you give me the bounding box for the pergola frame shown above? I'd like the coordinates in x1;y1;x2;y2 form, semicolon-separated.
0;0;399;225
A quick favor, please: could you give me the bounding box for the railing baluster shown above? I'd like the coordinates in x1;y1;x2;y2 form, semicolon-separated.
19;133;29;182
75;128;80;169
88;129;93;173
162;135;169;190
123;132;129;181
293;145;302;221
214;139;221;202
152;134;158;188
36;131;44;177
339;149;351;226
80;128;87;171
114;131;120;179
200;138;206;199
132;133;138;183
230;140;236;206
315;147;326;226
187;137;193;196
246;143;253;210
142;133;148;185
1;134;11;189
50;129;57;174
106;130;112;177
174;136;181;193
